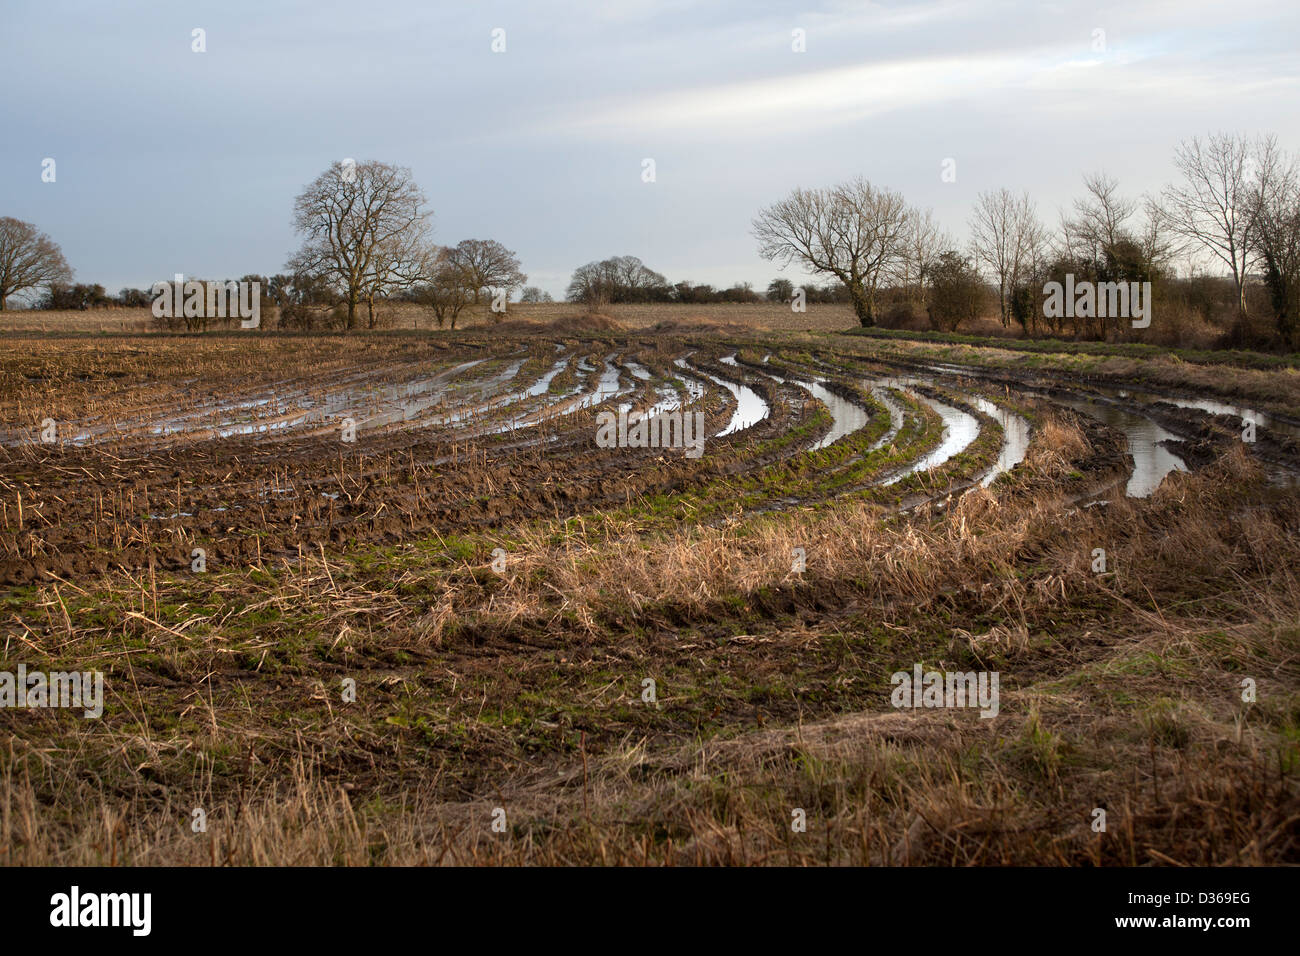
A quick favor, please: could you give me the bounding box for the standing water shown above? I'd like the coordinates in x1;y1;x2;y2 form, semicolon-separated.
1056;396;1187;497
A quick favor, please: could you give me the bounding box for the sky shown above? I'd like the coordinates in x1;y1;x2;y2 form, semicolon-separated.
2;0;1299;301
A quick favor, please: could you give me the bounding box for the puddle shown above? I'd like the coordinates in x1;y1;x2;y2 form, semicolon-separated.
671;364;708;403
681;359;769;436
616;383;694;424
798;381;872;449
623;361;653;382
1055;395;1187;497
483;356;575;434
916;366;1196;496
490;355;628;434
423;359;545;427
188;359;491;439
710;377;769;436
757;365;871;450
969;397;1031;486
926;363;983;378
1109;388;1299;441
572;356;627;411
867;387;907;451
668;358;714;405
926;363;1300;443
880;392;980;485
523;356;572;397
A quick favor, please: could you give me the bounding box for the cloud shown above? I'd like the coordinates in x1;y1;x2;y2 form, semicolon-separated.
531;46;1108;140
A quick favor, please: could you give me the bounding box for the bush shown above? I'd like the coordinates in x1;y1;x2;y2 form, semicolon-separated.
1216;311;1280;352
877;301;923;330
41;283;111;310
926;251;985;332
279;302;347;332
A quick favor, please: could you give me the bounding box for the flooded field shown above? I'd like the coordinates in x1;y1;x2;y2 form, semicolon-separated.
5;331;1300;584
3;326;1299;867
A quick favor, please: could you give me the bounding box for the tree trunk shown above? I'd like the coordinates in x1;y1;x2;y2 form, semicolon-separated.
845;278;873;327
1275;290;1295;348
346;292;357;331
851;294;873;327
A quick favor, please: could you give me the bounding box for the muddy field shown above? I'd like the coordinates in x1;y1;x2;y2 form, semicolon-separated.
2;321;1299;865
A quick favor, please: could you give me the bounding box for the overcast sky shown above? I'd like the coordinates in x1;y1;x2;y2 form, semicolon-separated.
3;0;1298;300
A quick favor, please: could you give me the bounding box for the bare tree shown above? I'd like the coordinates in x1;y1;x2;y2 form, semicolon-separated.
609;254;668;300
968;189;1044;326
901;207;951;310
416;246;475;330
753;177;911;326
1067;171;1138;259
287;160;432;331
1249;137;1300;346
1138;194;1182;275
447;239;526;305
1161;133;1255;316
361;230;435;329
565;255;669;304
0;217;73;310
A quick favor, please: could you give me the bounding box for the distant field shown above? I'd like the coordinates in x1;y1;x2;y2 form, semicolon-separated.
505;301;859;332
0;308;158;333
0;301;860;334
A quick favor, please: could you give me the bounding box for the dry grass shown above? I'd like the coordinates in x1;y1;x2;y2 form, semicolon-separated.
0;308;157;334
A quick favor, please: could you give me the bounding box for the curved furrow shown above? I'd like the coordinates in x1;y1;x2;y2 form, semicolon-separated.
4;331;1298;588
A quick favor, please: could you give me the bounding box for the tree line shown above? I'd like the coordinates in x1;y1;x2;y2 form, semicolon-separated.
1;162;531;333
561;254;854;307
752;133;1300;347
3;133;1297;347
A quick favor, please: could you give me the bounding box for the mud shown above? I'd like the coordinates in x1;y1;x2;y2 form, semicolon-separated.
3;332;1296;587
